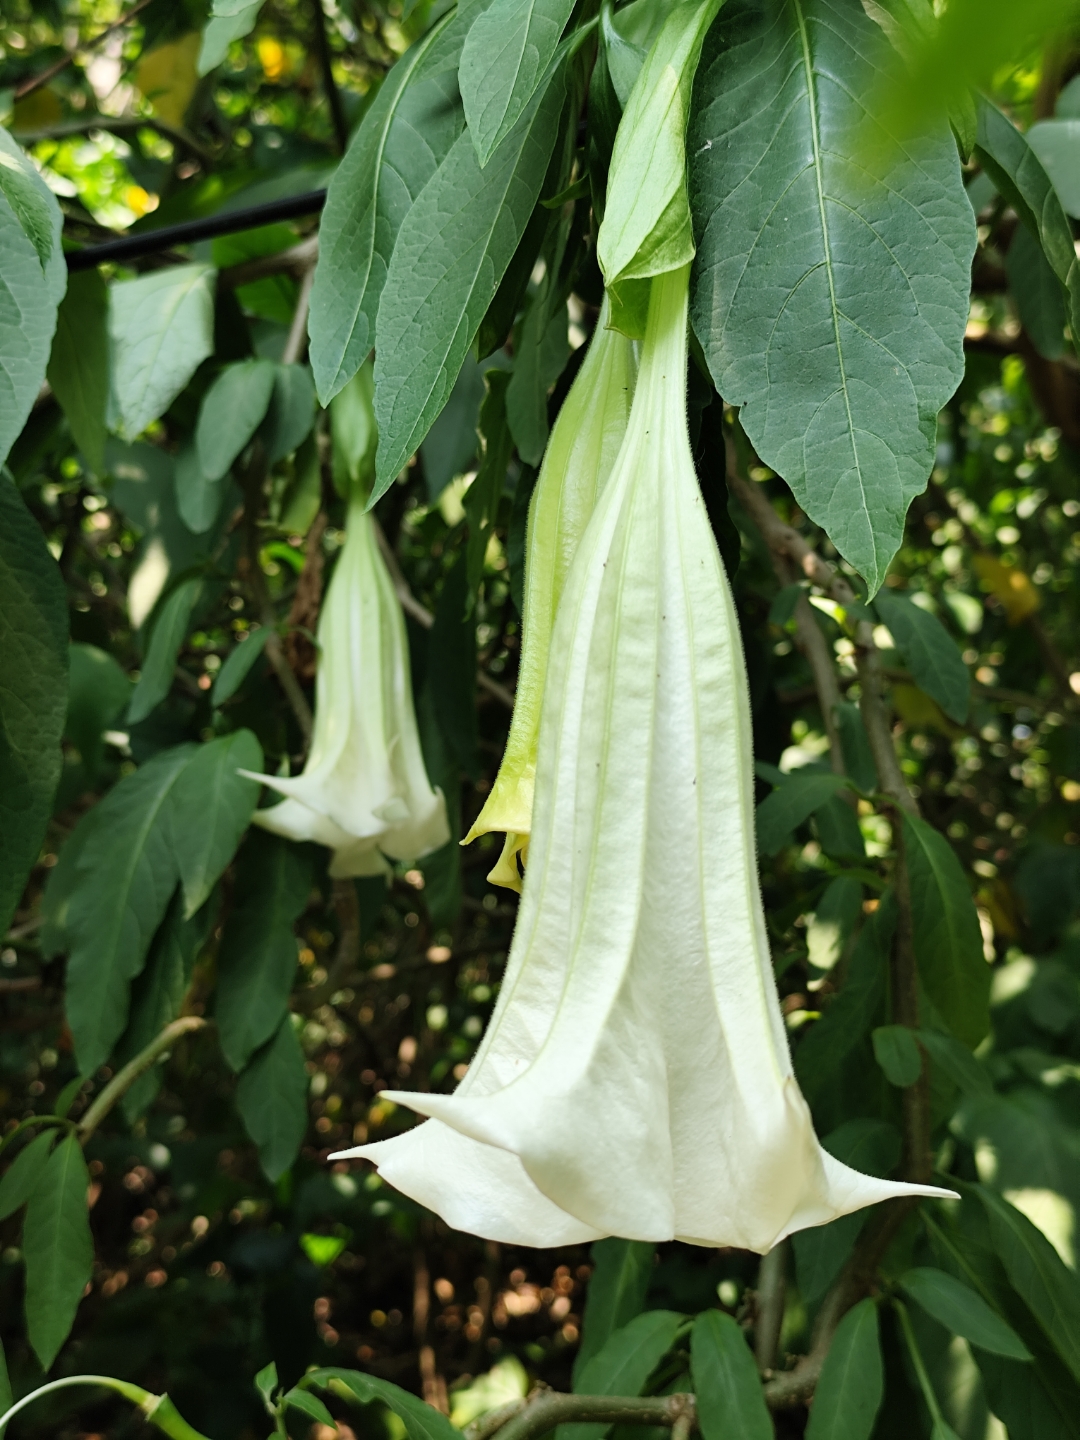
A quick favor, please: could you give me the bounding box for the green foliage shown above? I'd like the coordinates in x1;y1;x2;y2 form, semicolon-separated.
564;1311;686;1440
691;1310;771;1440
871;591;970;724
22;1136;92;1368
755;770;851;854
899;1267;1032;1360
46;271;109;473
804;1299;883;1440
109;265;217;439
234;1014;308;1181
574;1239;656;1380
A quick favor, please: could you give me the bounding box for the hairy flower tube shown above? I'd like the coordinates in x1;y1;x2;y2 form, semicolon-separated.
464;296;636;891
333;266;952;1248
242;493;448;876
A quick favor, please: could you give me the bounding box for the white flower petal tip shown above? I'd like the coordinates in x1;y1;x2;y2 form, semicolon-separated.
242;495;448;876
463;293;635;888
346;265;949;1251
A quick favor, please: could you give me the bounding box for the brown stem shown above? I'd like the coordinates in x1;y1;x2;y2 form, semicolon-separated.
492;1392;696;1440
754;1241;787;1375
281;264;316;366
219;236;318;290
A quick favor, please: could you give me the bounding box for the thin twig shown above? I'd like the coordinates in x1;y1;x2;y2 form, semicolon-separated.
0;977;42;994
491;1392;696;1440
77;1016;208;1142
310;0;350;153
754;1241;787;1374
281;264;316;366
14;0;154;98
14;115;212;166
219;235;318;290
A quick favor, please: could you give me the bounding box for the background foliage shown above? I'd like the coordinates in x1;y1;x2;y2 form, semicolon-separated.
2;1;1080;1438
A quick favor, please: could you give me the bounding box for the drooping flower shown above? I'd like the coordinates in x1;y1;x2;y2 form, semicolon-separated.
464;296;636;891
243;491;449;877
332;265;952;1249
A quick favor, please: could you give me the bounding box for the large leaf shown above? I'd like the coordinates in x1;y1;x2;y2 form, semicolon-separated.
0;1130;57;1222
305;1368;463;1440
211;628;271;707
110;263;217;438
308;19;464;405
373;57;567;494
561;1311;686;1440
127;576;202;725
903;814;989;1048
65;643;130;782
975;97;1080;340
215;831;311;1071
980;1186;1080;1384
805;1298;883;1440
755;770;850;855
0;125;64;466
116;892;213;1122
46;269;109;472
871;1024;922;1088
460;0;576;165
198;0;261;74
235;1014;308;1180
196;357;277;482
259;362;316;465
45;735;262;1074
168;727;261;917
574;1238;656;1381
689;0;975;591
900;1267;1032;1361
22;1135;93;1369
1007;223;1068;361
0;476;68;936
872;591;970;724
691;1310;771;1440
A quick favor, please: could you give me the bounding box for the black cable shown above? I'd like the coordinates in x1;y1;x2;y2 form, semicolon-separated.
65;189;328;271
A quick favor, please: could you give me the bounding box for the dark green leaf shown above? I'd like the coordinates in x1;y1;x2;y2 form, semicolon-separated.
0;474;68;935
196;358;277;482
1007;223;1067;361
975;97;1080;340
128;578;202;725
689;0;975;591
285;1388;336;1426
917;1028;993;1099
574;1238;656;1382
23;1135;93;1369
212;628;271;707
805;1298;883;1440
980;1186;1080;1384
308;20;464;404
814;795;866;861
260;362;316;465
116;891;213;1123
0;127;64;464
420;356;493;500
175;444;222;536
373;59;567;494
872;1024;923;1088
691;1310;771;1440
0;1130;56;1221
45;745;196;1073
903;814;989;1048
807;876;863;972
110;264;216;439
235;1014;308;1180
755;771;851;855
169;728;261;917
505;271;570;464
769;582;806;628
65;643;130;782
466;369;514;599
872;591;969;723
834;701;877;794
429;554;480;780
900;1267;1032;1360
305;1368;462;1440
46;269;109;472
216;831;312;1071
460;0;576;165
0;1335;11;1417
562;1311;687;1440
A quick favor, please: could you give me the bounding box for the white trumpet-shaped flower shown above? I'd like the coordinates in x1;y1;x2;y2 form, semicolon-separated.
243;493;449;877
332;265;951;1250
464;296;636;890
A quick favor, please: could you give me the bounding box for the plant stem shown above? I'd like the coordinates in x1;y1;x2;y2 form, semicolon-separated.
754;1241;787;1374
77;1017;208;1142
894;1299;945;1426
491;1393;696;1440
310;0;349;154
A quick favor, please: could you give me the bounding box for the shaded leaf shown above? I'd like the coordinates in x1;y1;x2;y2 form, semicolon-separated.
0;474;68;935
47;269;109;472
917;1027;992;1099
900;1267;1032;1360
65;642;130;781
466;369;514;599
235;1015;308;1180
127;577;202;725
574;1238;656;1382
872;591;969;723
1007;223;1067;361
0;1130;57;1222
175;443;223;536
169;728;261;917
196;358;277;482
691;1309;771;1440
563;1311;687;1440
834;701;877;794
260;362;316;465
755;770;850;855
306;1368;462;1440
689;0;974;590
23;1135;93;1369
805;1298;883;1440
903;814;989;1048
212;628;271;707
216;831;312;1071
872;1024;923;1088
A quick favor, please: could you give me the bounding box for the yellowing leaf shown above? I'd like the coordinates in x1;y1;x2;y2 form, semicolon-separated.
972;553;1039;625
892;682;963;737
12;87;62;131
135;33;201;128
257;36;287;81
